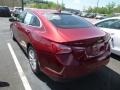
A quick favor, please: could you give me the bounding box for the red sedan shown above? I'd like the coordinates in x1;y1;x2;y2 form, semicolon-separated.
9;9;111;81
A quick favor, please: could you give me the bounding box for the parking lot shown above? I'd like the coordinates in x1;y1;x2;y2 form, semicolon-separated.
0;17;120;90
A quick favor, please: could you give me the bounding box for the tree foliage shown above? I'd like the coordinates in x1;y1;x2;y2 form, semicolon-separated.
26;0;65;10
86;2;120;15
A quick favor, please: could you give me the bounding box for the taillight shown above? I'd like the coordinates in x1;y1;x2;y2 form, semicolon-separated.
104;33;111;43
104;33;111;51
106;43;110;51
51;43;72;54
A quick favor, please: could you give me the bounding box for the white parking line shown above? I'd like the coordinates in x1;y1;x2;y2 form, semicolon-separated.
7;43;32;90
107;58;120;74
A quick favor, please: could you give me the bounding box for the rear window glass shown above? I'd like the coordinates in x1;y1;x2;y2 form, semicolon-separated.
44;13;93;28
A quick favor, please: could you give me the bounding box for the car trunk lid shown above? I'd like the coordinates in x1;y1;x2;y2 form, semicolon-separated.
57;26;106;42
57;27;109;60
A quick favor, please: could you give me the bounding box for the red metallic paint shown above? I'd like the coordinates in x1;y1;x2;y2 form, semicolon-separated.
10;9;111;81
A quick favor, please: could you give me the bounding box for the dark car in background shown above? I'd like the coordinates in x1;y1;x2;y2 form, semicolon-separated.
85;13;96;18
0;6;11;17
65;8;81;16
81;12;96;18
95;14;108;19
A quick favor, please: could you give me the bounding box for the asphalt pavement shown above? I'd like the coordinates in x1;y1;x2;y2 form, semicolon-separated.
0;17;120;90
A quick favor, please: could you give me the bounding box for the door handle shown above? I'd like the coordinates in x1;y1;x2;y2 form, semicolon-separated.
17;27;22;30
110;33;115;36
25;30;30;33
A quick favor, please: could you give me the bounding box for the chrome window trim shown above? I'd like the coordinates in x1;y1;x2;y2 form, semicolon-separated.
24;11;43;29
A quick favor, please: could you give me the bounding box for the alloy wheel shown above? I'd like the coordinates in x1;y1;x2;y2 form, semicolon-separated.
28;48;37;71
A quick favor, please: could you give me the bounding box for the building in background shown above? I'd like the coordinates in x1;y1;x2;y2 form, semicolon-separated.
0;0;22;7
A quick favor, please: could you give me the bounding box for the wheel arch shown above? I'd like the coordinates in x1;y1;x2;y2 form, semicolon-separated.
27;43;32;50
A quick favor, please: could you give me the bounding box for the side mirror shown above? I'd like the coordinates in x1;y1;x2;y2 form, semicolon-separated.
14;13;19;17
94;24;97;26
9;17;17;22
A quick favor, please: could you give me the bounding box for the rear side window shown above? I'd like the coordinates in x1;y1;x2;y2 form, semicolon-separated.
29;16;40;27
17;11;26;23
45;13;93;28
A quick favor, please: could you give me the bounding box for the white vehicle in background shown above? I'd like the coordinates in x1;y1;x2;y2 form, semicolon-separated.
95;14;108;19
95;17;120;56
13;7;22;12
12;7;22;16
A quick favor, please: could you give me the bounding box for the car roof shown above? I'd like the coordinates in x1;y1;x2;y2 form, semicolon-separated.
107;16;120;19
27;8;58;15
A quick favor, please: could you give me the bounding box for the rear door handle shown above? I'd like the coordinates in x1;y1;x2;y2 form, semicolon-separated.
17;27;22;30
110;33;115;36
25;29;30;33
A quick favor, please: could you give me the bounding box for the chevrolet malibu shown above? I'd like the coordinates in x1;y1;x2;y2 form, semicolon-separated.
9;9;111;81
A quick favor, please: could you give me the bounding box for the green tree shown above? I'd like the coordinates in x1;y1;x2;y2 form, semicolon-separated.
86;2;120;15
26;0;65;10
106;2;115;14
114;4;120;13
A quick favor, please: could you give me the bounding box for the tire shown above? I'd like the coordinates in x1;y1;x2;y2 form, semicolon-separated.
12;33;16;41
11;28;16;41
28;46;39;74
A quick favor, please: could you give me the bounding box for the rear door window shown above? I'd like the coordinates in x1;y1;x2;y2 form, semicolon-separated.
24;12;41;27
24;12;33;25
29;15;40;27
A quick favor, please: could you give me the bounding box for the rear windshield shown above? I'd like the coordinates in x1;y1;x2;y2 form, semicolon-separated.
44;13;93;28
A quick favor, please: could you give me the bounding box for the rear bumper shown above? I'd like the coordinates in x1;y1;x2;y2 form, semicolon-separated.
61;57;109;79
43;54;110;81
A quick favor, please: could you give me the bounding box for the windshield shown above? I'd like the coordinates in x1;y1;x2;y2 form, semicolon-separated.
45;13;93;28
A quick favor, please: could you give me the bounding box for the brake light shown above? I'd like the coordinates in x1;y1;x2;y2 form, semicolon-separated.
51;43;72;54
106;43;110;51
